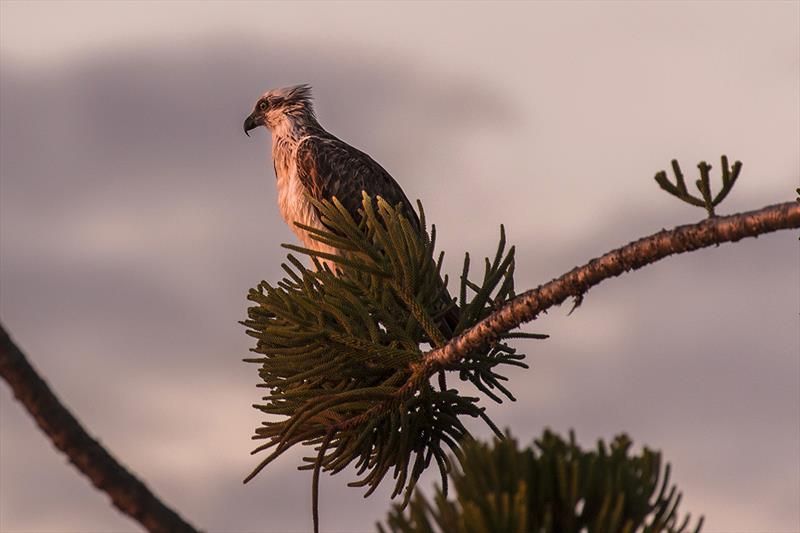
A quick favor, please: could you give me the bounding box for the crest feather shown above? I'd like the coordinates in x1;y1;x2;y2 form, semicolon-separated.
265;84;314;112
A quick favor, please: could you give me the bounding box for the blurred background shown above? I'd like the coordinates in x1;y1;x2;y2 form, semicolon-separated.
1;1;797;531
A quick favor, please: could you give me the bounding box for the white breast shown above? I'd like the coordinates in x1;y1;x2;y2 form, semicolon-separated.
272;136;340;269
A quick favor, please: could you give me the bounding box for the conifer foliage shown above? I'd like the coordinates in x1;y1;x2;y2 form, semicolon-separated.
243;195;545;507
241;195;546;512
381;430;703;533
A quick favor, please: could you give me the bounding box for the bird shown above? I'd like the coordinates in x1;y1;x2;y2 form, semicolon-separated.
243;84;459;333
243;85;420;263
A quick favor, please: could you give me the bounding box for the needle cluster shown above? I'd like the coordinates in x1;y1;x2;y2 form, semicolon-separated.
381;430;703;533
241;195;545;523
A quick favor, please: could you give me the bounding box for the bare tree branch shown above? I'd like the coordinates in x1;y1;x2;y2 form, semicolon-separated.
0;324;201;533
420;201;800;371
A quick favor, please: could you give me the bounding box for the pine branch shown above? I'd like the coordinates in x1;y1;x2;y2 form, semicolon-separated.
0;323;201;533
243;196;534;525
420;201;800;371
332;201;800;440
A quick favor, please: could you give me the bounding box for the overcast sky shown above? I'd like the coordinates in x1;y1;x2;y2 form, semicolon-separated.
1;2;798;532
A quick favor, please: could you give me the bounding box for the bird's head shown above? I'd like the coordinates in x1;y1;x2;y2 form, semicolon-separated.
243;84;316;136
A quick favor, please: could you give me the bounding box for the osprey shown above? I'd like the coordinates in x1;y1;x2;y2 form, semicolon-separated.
243;85;420;266
244;85;459;332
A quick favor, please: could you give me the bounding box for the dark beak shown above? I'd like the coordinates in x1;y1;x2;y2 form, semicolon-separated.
243;113;260;137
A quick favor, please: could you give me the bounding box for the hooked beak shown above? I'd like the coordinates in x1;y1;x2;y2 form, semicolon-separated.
243;112;262;137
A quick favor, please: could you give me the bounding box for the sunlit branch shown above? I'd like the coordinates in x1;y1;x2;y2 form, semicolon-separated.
420;201;799;372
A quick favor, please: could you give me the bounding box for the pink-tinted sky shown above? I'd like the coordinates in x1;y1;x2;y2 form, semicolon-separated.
1;1;798;531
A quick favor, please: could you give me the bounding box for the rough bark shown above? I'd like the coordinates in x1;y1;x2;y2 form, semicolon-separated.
421;201;800;370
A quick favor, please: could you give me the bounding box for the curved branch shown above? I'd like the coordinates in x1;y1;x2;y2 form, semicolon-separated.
0;324;200;533
422;201;800;371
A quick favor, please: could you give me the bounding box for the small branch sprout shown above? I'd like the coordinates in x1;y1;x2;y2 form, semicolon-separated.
655;156;742;217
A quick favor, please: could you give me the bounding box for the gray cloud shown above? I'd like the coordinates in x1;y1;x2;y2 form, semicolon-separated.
1;11;798;533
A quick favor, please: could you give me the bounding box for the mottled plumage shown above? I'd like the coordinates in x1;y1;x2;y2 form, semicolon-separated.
244;86;458;332
295;136;420;230
243;85;419;265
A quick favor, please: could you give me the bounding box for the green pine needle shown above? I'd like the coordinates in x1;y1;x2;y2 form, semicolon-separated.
242;194;546;524
379;429;703;533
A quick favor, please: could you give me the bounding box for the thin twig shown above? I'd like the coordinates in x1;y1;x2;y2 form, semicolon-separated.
0;324;201;533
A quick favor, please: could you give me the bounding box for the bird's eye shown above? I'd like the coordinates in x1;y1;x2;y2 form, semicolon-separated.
259;101;268;111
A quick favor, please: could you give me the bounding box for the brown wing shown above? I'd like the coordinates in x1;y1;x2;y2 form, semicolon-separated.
295;135;458;334
295;136;421;231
